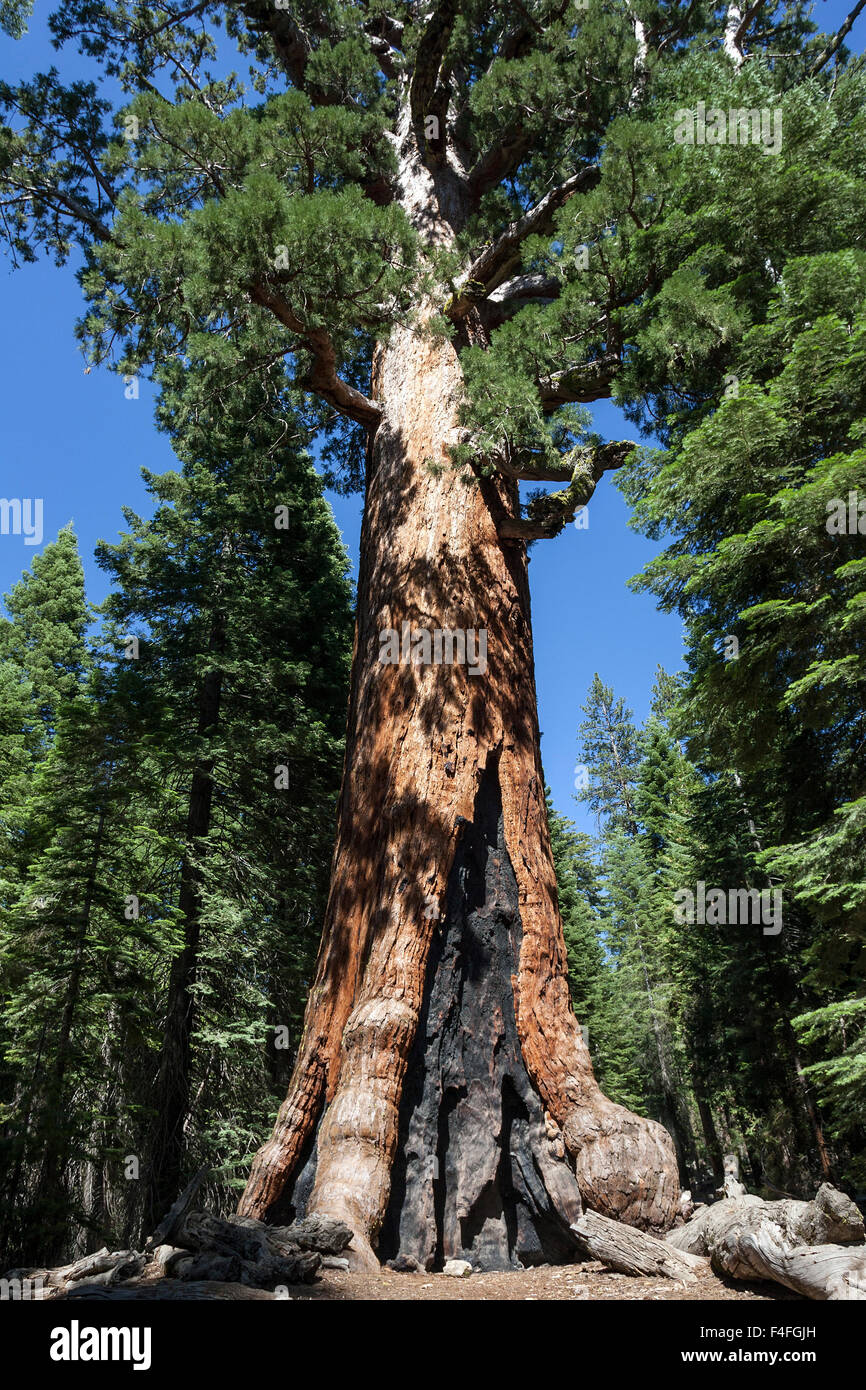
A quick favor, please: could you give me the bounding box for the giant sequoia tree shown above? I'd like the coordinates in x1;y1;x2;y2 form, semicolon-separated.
3;0;860;1270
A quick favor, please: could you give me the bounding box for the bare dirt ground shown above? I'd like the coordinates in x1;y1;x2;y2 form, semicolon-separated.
282;1260;799;1302
50;1259;801;1302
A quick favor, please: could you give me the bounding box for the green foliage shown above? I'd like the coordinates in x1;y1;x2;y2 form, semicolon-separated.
0;364;353;1261
615;115;866;1183
0;0;33;40
2;0;864;1246
0;526;91;738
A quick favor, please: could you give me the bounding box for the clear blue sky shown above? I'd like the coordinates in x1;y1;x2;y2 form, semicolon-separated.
2;3;862;835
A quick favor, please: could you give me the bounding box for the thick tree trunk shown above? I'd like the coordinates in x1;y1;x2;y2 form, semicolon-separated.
695;1087;725;1186
238;308;679;1267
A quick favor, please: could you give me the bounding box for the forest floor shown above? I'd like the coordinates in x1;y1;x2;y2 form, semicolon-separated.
58;1259;799;1301
281;1260;799;1302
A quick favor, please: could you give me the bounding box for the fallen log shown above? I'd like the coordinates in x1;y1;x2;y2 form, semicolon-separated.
667;1183;866;1300
60;1280;281;1301
3;1200;351;1299
145;1165;210;1251
66;1250;147;1285
571;1210;710;1284
265;1215;354;1256
173;1212;320;1286
228;1212;353;1257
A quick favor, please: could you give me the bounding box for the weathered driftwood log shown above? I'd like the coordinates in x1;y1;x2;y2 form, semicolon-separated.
667;1184;866;1300
60;1280;280;1301
174;1212;320;1286
5;1202;354;1299
265;1214;354;1255
20;1248;148;1290
571;1210;710;1284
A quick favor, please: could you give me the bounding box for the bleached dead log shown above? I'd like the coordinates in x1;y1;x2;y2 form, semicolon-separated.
67;1250;146;1285
667;1183;866;1300
571;1209;710;1284
266;1214;354;1255
144;1164;210;1251
60;1280;281;1301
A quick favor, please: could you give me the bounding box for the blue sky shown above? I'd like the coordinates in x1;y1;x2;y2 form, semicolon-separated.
1;2;863;836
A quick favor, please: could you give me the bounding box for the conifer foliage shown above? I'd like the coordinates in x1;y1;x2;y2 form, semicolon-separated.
0;379;353;1263
1;0;864;1265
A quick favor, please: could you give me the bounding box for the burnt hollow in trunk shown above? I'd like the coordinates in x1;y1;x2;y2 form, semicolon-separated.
378;755;583;1270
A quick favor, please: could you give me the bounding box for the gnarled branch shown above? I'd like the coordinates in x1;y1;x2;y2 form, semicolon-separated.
810;0;866;75
447;167;598;320
498;440;635;542
249;282;382;428
723;2;765;69
481;272;561;328
241;1;318;88
409;0;460;164
538;353;622;411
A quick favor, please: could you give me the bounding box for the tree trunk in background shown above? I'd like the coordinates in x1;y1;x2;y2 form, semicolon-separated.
36;807;107;1261
238;309;680;1268
147;658;221;1227
734;770;832;1184
634;924;696;1186
695;1088;725;1186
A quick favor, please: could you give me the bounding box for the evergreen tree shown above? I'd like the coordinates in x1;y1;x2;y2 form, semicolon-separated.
0;661;169;1263
577;675;698;1180
546;790;604;1036
619;108;866;1185
94;361;354;1227
2;0;862;1254
0;526;90;741
0;371;354;1261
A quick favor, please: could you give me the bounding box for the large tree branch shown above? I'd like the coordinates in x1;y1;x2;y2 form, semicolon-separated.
240;2;315;87
365;33;399;81
810;0;866;75
464;5;560;190
468;122;534;202
497;441;635;542
538;353;622;411
446;167;598;320
629;10;650;102
481;272;561;328
409;0;461;164
498;439;633;484
0;176;114;244
249;282;382;428
723;2;765;69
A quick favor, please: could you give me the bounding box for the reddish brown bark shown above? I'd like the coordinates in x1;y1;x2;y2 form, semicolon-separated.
237;311;680;1267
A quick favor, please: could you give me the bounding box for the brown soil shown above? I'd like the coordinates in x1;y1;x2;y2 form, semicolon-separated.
286;1261;799;1301
49;1259;801;1302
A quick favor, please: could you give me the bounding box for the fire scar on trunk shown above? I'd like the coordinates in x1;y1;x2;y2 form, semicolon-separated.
378;753;584;1270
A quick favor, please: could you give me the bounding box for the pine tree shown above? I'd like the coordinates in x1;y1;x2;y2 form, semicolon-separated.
0;526;90;742
0;380;355;1262
0;656;170;1263
4;0;860;1259
546;790;604;1038
619;108;866;1185
577;675;698;1181
94;361;354;1227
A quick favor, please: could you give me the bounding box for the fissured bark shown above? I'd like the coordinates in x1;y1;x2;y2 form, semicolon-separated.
237;315;680;1267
